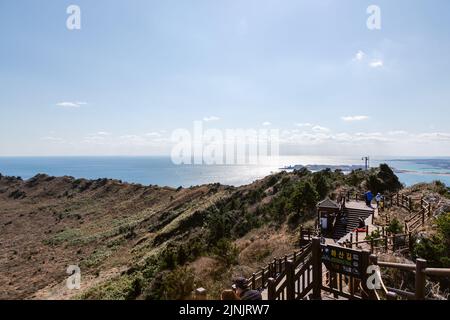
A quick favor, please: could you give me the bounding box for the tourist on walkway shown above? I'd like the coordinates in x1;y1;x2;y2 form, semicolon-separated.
232;277;262;301
375;193;382;208
365;191;373;207
358;217;365;229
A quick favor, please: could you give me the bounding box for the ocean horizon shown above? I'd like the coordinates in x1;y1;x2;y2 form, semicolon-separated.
1;156;450;188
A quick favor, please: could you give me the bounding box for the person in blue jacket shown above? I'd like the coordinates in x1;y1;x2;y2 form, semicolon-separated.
365;191;373;207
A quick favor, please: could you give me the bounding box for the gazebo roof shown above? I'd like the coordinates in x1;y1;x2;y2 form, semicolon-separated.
317;198;340;209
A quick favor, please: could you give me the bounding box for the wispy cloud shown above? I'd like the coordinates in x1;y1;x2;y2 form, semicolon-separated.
312;125;330;133
341;115;369;122
41;136;64;142
262;121;272;126
369;60;383;68
295;123;313;127
354;50;365;61
145;132;162;137
203;116;220;122
56;101;87;108
97;131;111;136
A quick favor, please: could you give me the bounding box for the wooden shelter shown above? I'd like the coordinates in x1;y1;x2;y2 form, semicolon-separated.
317;198;341;234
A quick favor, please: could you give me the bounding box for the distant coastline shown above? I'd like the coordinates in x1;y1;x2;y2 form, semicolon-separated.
0;156;450;187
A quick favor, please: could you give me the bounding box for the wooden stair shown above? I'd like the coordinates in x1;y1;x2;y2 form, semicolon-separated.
333;202;374;240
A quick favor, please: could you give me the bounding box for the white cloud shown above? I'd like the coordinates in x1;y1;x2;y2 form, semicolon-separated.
295;123;313;127
354;50;365;61
41;136;64;142
369;60;384;68
56;101;87;108
145;132;162;137
312;125;330;133
417;132;450;142
97;131;111;136
203;116;220;122
388;130;408;135
262;121;271;126
341;115;369;122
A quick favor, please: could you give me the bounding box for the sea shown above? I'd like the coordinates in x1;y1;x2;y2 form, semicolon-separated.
0;156;449;188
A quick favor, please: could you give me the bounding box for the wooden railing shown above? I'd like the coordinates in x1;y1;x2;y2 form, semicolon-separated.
267;245;313;300
405;198;433;233
370;255;450;300
377;193;434;233
347;226;412;254
247;243;312;292
383;193;413;212
299;226;319;245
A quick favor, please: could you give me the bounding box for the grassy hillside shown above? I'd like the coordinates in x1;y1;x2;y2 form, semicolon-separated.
0;166;448;300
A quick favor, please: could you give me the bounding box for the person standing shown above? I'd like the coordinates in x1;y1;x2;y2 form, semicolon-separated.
375;193;382;208
365;191;373;207
232;277;262;301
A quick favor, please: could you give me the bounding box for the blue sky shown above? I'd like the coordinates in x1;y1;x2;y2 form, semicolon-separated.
1;0;450;156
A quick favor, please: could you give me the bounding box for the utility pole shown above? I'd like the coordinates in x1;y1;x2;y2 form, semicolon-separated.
362;156;369;171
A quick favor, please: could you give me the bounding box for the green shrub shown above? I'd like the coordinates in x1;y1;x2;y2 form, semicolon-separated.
79;273;143;300
386;218;404;235
414;213;450;267
143;267;195;300
365;229;384;246
212;238;239;266
313;172;331;199
290;180;319;215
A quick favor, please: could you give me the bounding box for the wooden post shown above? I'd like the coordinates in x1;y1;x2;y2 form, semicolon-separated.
360;250;372;299
312;237;322;300
366;226;369;237
286;260;295;300
356;231;359;243
370;239;374;253
299;225;303;244
350;233;353;248
408;232;413;252
261;268;265;287
271;259;276;277
252;273;256;290
195;288;207;300
415;259;427;300
268;278;276;300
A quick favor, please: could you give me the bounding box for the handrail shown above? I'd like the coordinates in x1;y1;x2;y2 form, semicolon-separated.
378;261;416;271
423;268;450;277
248;243;312;291
386;287;415;299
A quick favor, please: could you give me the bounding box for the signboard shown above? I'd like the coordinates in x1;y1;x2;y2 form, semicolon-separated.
321;244;364;278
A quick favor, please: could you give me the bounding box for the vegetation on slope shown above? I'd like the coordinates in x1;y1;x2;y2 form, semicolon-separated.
0;164;445;300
